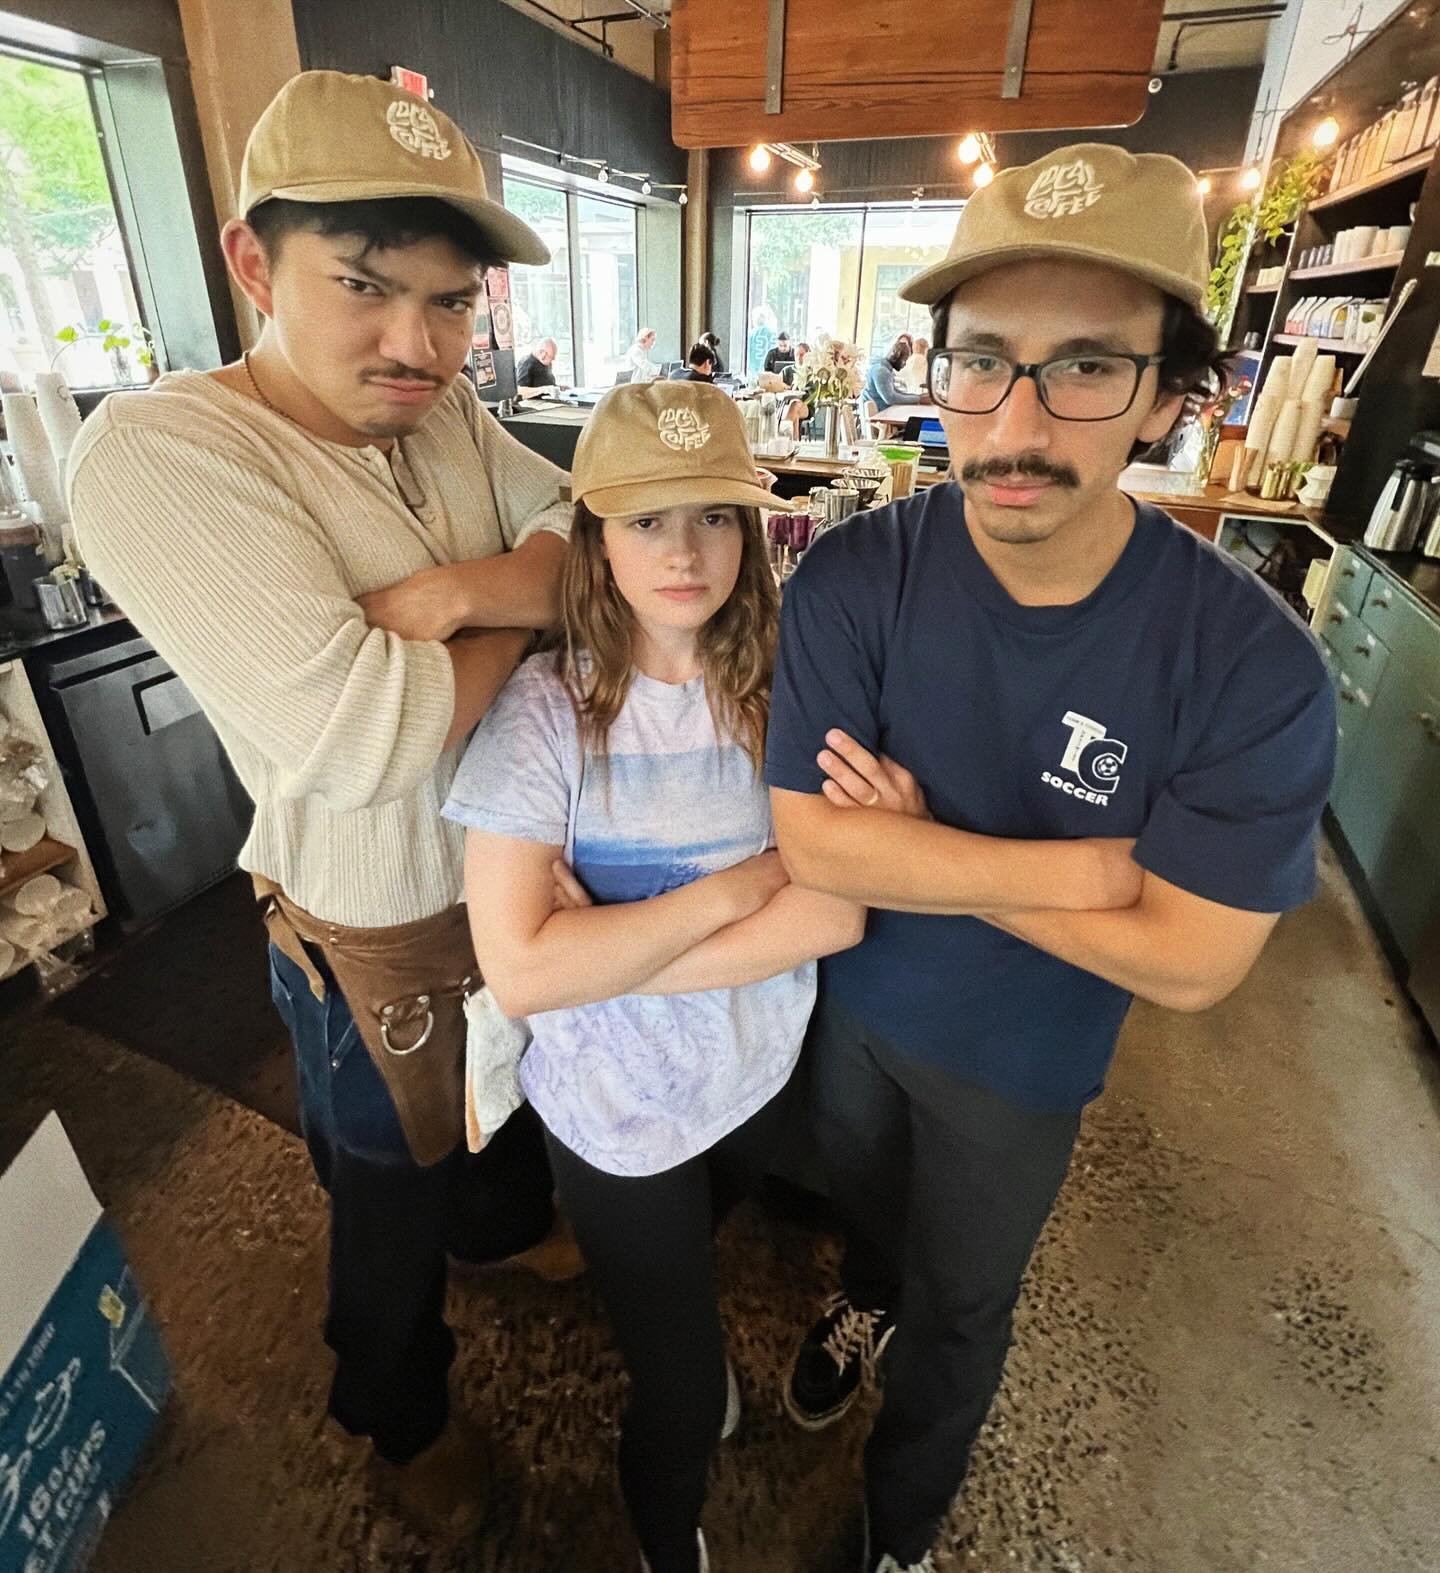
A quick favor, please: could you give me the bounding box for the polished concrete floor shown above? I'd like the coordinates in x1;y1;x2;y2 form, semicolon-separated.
2;840;1438;1572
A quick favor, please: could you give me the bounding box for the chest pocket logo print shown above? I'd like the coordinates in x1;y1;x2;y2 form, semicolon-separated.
1060;710;1128;793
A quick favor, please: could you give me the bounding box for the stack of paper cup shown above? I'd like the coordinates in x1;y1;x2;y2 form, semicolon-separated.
1243;357;1291;487
33;371;84;476
0;393;67;561
1278;349;1335;467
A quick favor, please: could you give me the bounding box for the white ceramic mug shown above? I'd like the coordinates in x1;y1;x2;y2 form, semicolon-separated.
1298;463;1337;505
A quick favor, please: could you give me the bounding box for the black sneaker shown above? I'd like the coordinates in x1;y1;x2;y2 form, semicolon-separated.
784;1291;896;1431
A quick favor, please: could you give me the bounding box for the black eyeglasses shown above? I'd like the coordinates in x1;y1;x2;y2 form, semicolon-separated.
928;348;1165;421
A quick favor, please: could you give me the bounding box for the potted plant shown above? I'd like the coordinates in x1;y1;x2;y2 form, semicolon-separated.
52;319;161;385
799;337;865;457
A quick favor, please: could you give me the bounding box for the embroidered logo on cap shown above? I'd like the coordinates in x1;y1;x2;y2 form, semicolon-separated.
1024;159;1104;220
657;407;711;451
386;100;452;161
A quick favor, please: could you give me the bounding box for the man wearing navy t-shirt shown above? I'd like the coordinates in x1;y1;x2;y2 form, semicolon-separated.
765;144;1335;1573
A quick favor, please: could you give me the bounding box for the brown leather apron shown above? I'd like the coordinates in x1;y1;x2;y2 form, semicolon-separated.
254;876;475;1167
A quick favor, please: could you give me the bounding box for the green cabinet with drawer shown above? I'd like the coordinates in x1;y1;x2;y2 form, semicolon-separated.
1324;550;1440;968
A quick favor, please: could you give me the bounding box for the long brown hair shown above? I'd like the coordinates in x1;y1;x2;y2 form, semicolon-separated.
559;501;779;771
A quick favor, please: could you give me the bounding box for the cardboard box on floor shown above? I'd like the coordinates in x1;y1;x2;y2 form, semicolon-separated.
0;1114;171;1572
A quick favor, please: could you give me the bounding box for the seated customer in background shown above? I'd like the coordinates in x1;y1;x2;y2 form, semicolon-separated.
517;337;561;394
700;332;726;376
764;333;796;376
863;335;926;412
675;343;718;383
626;328;662;384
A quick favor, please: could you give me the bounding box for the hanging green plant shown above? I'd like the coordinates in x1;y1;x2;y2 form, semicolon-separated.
1204;150;1332;335
1206;200;1255;331
1254;149;1329;241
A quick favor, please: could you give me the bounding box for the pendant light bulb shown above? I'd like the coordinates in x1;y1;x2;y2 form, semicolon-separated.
641;178;652;195
973;161;995;188
810;194;821;208
1197;174;1213;195
598;164;610;184
1312;115;1340;149
748;144;773;174
678;188;688;205
794;166;815;194
957;132;982;165
1241;165;1262;191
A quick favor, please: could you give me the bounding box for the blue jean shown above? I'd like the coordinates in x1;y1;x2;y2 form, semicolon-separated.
269;942;556;1461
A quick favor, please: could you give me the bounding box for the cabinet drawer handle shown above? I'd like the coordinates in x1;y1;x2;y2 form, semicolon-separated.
1328;609;1346;623
1418;712;1435;725
1340;566;1357;578
1369;595;1392;611
1339;688;1359;704
1353;642;1370;655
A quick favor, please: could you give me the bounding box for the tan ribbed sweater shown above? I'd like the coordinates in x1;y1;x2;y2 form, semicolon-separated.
67;371;570;926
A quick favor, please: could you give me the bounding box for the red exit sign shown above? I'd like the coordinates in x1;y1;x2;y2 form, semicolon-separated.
389;66;429;99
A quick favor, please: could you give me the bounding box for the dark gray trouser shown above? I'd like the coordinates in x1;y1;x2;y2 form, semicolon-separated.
808;992;1082;1564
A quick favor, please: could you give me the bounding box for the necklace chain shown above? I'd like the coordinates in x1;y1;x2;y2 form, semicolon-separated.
242;352;283;418
239;353;427;513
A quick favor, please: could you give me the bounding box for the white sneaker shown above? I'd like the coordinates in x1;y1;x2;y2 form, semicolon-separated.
640;1528;709;1572
721;1357;741;1440
864;1504;936;1572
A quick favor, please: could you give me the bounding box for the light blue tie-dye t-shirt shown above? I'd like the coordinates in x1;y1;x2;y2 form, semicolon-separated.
442;651;815;1178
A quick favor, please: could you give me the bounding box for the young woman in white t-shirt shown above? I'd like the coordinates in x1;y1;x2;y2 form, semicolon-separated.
443;381;862;1573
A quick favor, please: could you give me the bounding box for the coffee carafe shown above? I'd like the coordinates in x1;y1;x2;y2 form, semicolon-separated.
1364;458;1430;552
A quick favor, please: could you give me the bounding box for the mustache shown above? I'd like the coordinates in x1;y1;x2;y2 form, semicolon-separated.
362;366;445;385
960;453;1080;489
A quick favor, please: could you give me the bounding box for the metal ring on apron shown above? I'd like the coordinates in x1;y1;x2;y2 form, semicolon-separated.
380;994;434;1056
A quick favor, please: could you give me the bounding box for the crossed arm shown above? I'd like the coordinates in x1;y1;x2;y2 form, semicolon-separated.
771;733;1279;1013
463;832;864;1019
357;530;569;749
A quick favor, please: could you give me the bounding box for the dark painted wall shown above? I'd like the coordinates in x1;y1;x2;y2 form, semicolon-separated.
710;66;1264;352
292;0;686;396
291;0;685;186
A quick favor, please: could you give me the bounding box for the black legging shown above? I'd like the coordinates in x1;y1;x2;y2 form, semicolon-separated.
543;1076;794;1573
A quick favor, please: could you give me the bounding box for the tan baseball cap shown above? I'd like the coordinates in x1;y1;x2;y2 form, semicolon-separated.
901;142;1208;312
239;70;549;266
573;381;799;517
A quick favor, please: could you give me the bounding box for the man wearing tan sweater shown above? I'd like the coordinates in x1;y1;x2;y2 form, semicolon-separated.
67;73;574;1537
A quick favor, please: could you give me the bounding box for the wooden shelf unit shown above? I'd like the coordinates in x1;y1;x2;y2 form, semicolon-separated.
1272;334;1369;353
0;657;106;987
0;837;76;900
1310;148;1435;211
1291;251;1405;280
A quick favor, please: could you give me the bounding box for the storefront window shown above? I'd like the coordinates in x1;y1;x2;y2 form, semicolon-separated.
743;204;961;374
576;194;637;387
744;210;863;376
502;177;575;385
0;53;146;390
856;207;960;357
503;172;643;388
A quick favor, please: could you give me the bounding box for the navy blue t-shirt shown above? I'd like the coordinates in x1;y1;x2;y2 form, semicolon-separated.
765;484;1336;1110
